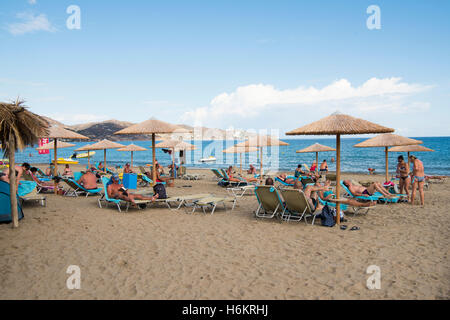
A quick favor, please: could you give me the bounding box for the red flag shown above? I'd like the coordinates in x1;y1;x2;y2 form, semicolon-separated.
38;138;49;155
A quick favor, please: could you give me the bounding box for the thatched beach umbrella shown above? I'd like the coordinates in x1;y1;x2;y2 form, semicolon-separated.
388;145;434;160
286;112;394;224
114;119;190;185
41;125;89;194
76;139;125;172
37;140;75;150
223;146;259;175
235;136;289;182
0;100;49;228
154;140;196;178
296;143;336;170
354;134;422;182
117;144;147;168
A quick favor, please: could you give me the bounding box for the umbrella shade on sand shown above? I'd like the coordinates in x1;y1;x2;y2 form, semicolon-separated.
235;136;289;181
286;112;394;224
296;143;336;170
114;119;191;185
154;140;196;178
117;144;147;168
388;145;434;161
76;139;125;172
354;134;422;182
223;146;259;175
40;126;89;194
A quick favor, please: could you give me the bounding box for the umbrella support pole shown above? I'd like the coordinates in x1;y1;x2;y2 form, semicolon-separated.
54;139;58;195
336;134;341;224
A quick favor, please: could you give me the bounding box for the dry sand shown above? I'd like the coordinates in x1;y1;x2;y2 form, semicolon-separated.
0;165;449;300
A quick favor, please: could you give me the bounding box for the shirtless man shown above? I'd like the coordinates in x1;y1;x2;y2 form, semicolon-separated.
396;155;410;200
149;164;172;183
294;165;306;178
78;171;99;190
107;175;157;204
16;163;31;182
292;179;331;212
30;167;58;188
409;155;425;206
123;163;134;174
228;167;257;183
343;180;396;198
318;180;375;208
320;160;328;173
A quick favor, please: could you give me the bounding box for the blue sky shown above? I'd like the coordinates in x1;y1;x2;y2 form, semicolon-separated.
0;0;449;137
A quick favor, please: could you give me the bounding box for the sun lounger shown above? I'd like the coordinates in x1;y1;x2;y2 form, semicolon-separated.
187;196;237;215
219;169;248;187
62;178;102;197
254;185;285;219
227;185;256;197
97;177;153;212
279;189;320;224
18;181;46;207
340;181;399;204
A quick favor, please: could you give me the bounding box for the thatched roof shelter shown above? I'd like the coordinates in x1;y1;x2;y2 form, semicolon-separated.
286;112;394;225
354;134;422;181
37;140;75;150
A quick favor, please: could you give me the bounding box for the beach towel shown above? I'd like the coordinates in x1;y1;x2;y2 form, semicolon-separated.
18;181;37;197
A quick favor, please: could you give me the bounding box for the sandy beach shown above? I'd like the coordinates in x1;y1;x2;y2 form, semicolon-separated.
0;165;449;300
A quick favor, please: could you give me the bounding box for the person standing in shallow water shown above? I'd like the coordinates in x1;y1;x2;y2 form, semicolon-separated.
409;155;425;206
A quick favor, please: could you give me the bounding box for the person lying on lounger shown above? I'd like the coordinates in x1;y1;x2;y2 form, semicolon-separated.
78;171;100;190
228;169;257;183
318;180;375;207
277;173;297;185
265;177;274;185
107;174;158;204
343;180;396;198
30;167;59;188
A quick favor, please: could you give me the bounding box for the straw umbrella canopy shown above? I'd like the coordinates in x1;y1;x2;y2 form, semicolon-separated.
37;140;75;150
114;119;191;185
296;143;336;170
354;134;422;182
40;125;88;194
117;144;147;168
286;112;395;224
76;139;125;172
153;140;196;178
223;146;259;175
235;136;289;181
388;145;434;161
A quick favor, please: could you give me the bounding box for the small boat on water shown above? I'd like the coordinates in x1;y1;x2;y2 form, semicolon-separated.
52;158;79;165
199;156;217;163
76;151;95;159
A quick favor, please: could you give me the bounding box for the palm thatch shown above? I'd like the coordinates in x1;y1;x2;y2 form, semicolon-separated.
388;145;434;152
235;136;289;148
0;101;50;156
354;134;422;148
286;112;394;136
0;100;50;228
37;140;75;150
296;143;335;153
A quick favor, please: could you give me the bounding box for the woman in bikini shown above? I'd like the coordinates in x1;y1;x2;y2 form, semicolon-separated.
396;155;410;200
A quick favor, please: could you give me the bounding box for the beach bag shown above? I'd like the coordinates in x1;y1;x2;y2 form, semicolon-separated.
320;205;336;227
153;183;167;199
217;180;229;187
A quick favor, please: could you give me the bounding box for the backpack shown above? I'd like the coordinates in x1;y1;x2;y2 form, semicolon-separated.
320;205;336;227
153;183;167;199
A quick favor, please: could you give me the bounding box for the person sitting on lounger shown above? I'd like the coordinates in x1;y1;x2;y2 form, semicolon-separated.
292;179;331;212
0;171;9;183
98;162;105;171
248;164;257;175
78;171;99;190
310;161;317;173
277;173;296;185
45;163;54;176
265;177;274;185
63;164;73;178
149;163;173;183
123;163;134;174
343;180;395;198
294;165;307;178
107;174;158;204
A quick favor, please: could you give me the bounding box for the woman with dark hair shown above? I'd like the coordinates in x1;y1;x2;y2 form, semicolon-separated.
396;155;410;200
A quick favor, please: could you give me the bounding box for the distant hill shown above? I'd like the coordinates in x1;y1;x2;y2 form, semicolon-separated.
42;117;260;142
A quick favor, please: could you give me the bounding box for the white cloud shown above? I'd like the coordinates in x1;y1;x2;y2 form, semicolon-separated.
181;77;432;126
28;0;37;5
7;12;56;35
